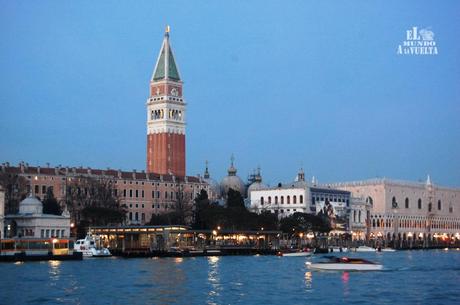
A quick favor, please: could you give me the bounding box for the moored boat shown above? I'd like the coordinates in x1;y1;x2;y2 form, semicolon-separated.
277;248;312;257
307;256;383;271
74;234;111;258
353;246;377;252
0;238;82;262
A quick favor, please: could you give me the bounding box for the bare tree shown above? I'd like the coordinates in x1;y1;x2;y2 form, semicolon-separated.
0;172;29;214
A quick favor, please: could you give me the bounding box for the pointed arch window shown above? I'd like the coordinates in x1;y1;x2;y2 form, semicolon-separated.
418;198;422;209
405;198;409;209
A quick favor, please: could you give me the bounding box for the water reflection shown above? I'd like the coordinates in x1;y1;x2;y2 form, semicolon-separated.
207;256;222;305
341;272;350;297
48;260;61;289
304;271;312;291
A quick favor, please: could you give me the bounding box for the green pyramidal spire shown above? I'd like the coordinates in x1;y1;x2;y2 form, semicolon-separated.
152;26;181;81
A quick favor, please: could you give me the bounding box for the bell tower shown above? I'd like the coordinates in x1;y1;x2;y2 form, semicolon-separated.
146;26;186;176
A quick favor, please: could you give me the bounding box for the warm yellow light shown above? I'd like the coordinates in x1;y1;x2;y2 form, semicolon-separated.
217;226;221;230
70;223;75;228
52;238;58;244
306;233;314;239
212;230;217;236
299;233;304;238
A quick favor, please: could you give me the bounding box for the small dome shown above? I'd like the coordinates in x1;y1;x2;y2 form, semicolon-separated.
19;195;43;214
221;175;246;197
220;155;246;197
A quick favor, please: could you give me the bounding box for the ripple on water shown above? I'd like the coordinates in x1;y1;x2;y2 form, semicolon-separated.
1;251;460;305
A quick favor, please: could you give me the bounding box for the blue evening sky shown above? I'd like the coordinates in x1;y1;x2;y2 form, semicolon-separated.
1;1;459;187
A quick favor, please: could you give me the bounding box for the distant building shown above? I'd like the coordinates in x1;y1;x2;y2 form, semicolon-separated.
249;169;356;231
0;163;210;226
147;26;186;176
4;195;70;239
329;176;460;243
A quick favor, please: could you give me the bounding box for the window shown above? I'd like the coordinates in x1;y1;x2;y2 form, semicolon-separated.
353;210;356;222
135;190;139;198
275;196;278;204
418;198;422;209
428;202;432;212
142;191;144;198
135;212;139;221
358;211;361;223
281;196;284;204
405;198;409;209
287;196;290;204
129;190;133;198
42;185;47;194
268;196;271;204
157;191;160;198
293;195;296;204
41;229;45;238
35;185;39;194
152;191;155;198
300;195;303;204
123;189;127;197
141;213;145;221
437;200;441;210
260;197;264;205
392;196;397;208
165;192;168;199
129;212;132;220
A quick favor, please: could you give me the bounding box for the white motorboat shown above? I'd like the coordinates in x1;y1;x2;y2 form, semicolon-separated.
378;248;396;252
354;246;377;252
74;234;111;258
307;256;383;271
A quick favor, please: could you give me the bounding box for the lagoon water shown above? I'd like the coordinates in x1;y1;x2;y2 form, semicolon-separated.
1;250;459;305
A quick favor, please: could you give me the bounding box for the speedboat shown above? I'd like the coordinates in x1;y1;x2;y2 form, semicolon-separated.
353;246;376;252
307;256;383;271
377;247;396;252
74;234;111;258
276;249;312;257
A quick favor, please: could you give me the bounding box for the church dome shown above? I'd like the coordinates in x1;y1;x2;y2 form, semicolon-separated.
220;155;246;197
19;195;43;215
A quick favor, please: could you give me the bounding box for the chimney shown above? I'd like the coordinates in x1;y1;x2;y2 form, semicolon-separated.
117;169;122;179
87;167;91;175
20;162;25;173
132;169;136;180
37;166;41;174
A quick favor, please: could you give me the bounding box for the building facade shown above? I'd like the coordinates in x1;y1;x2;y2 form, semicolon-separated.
0;163;210;226
146;26;186;176
249;170;355;230
4;195;71;239
329;177;460;245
